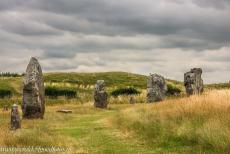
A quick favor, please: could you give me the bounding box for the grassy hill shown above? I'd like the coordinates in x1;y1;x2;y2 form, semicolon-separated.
1;71;230;106
44;71;183;89
44;72;147;88
205;82;230;89
0;71;183;96
0;72;183;106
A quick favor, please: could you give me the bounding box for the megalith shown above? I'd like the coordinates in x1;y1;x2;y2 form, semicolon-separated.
147;74;167;103
94;80;108;108
11;104;21;130
184;68;204;96
22;57;45;119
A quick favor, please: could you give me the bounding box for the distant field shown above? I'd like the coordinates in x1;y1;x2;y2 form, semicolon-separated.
0;72;183;106
0;71;229;107
44;72;148;89
206;82;230;89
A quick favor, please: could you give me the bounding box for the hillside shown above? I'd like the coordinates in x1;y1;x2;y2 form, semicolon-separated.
205;82;230;89
0;72;183;96
44;72;183;89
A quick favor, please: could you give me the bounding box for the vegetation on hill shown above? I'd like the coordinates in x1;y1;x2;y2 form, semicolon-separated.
0;89;12;98
0;72;22;77
0;71;229;106
205;82;230;89
0;78;21;95
44;72;183;89
166;83;182;96
0;72;184;105
45;86;77;99
44;72;148;89
111;87;140;97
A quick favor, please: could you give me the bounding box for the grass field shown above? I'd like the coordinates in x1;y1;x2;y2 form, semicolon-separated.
0;72;229;153
0;72;183;95
0;72;183;107
0;89;229;153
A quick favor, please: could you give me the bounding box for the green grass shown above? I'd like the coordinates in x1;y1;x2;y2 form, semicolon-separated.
0;104;157;154
0;77;21;95
0;72;183;106
0;71;181;95
0;72;230;153
0;90;230;153
112;90;230;153
44;72;148;89
206;82;230;89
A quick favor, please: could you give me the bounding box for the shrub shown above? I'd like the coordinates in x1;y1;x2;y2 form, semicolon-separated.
0;72;21;77
166;84;181;96
45;86;77;99
0;89;12;98
111;87;140;97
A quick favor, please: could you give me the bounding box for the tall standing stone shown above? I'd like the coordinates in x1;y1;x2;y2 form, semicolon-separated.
184;68;204;96
94;80;108;108
147;74;167;103
22;57;45;119
11;104;21;130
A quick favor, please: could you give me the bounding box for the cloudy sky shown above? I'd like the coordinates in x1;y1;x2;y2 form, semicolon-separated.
0;0;230;83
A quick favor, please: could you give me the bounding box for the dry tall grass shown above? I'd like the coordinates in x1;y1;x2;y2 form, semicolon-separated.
109;90;146;104
0;107;78;154
113;90;230;153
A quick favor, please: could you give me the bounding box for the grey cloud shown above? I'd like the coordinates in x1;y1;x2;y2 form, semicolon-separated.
1;0;229;46
0;0;230;83
0;12;62;36
192;0;230;9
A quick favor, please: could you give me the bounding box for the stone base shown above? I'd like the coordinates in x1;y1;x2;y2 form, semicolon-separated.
23;105;43;119
94;92;108;108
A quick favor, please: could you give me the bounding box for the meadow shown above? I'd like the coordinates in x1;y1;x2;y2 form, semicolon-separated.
0;72;183;107
0;72;229;153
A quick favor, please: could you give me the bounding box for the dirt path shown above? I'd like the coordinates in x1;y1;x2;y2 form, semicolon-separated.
54;105;156;154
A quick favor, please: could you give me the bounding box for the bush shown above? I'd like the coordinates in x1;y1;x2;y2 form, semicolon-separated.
166;84;181;96
0;89;12;98
0;72;21;77
111;87;140;97
45;86;77;99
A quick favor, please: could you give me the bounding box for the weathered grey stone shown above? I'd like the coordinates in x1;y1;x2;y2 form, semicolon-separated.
22;57;45;119
94;80;108;108
184;68;204;96
11;104;21;130
147;74;167;103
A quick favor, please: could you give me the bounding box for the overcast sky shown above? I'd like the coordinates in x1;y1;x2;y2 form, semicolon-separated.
0;0;230;83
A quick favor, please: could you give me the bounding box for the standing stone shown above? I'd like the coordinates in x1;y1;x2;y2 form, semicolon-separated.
184;68;204;96
11;104;21;130
147;74;167;103
94;80;108;108
22;57;45;119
